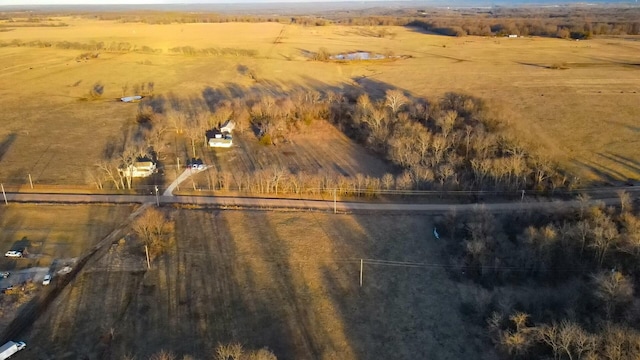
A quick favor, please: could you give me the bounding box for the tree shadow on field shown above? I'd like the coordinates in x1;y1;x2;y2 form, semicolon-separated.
596;153;640;180
0;133;17;163
316;213;496;360
10;236;31;254
572;159;631;185
604;119;640;134
144;94;167;115
105;209;305;359
2;205;133;355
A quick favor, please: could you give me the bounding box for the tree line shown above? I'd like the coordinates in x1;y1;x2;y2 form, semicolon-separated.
77;6;640;38
202;87;566;192
438;193;640;358
89;86;567;194
123;343;276;360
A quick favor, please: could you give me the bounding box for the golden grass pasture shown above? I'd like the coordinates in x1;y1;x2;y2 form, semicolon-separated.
26;209;494;359
0;204;135;332
0;204;135;270
0;17;638;185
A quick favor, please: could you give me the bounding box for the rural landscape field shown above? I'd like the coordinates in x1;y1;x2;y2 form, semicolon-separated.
0;3;640;360
0;14;638;187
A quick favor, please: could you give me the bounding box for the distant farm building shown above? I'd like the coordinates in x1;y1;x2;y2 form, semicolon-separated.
508;34;518;38
120;95;143;103
119;160;157;177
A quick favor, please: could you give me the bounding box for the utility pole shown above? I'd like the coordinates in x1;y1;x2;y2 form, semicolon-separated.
154;185;159;207
334;188;337;214
145;245;151;270
1;184;6;205
359;259;363;287
28;174;33;189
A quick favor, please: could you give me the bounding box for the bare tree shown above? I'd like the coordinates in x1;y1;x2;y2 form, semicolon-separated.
385;89;408;114
571;220;591;258
577;193;591;220
97;160;124;190
215;343;244;360
166;108;187;134
592;271;634;319
381;173;394;190
86;168;104;189
436;110;458;140
148;350;176;360
617;190;632;213
132;208;171;261
589;215;618;266
119;140;151;190
184;110;207;158
537;323;563;360
619;213;640;257
246;348;277;360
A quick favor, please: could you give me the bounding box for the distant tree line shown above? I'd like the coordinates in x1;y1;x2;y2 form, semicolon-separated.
64;6;640;38
406;18;640;39
0;39;162;53
438;193;640;358
0;39;259;59
168;46;258;57
4;6;639;37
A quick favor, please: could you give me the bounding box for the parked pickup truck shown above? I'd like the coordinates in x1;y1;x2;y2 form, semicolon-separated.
0;341;26;359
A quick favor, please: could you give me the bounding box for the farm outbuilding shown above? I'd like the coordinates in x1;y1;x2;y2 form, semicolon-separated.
220;120;235;133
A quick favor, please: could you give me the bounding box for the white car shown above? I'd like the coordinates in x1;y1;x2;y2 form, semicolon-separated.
4;250;22;258
42;274;51;286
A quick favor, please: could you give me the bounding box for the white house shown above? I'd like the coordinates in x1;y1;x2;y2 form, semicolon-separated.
208;132;233;148
207;119;235;148
120;160;157;178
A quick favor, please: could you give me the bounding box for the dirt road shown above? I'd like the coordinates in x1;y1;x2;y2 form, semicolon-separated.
3;190;635;213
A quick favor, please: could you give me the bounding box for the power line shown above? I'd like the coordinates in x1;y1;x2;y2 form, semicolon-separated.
176;252;590;273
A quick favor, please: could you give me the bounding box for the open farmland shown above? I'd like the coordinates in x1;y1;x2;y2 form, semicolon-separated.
0;17;638;187
23;209;494;359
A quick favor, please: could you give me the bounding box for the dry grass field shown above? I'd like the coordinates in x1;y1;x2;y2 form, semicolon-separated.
23;209;494;360
0;17;638;187
0;204;135;331
0;204;135;270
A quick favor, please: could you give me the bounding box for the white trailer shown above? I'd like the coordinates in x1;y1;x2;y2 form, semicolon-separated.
0;341;26;360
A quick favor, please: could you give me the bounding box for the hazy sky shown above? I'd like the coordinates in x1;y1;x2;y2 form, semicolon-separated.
1;0;370;5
